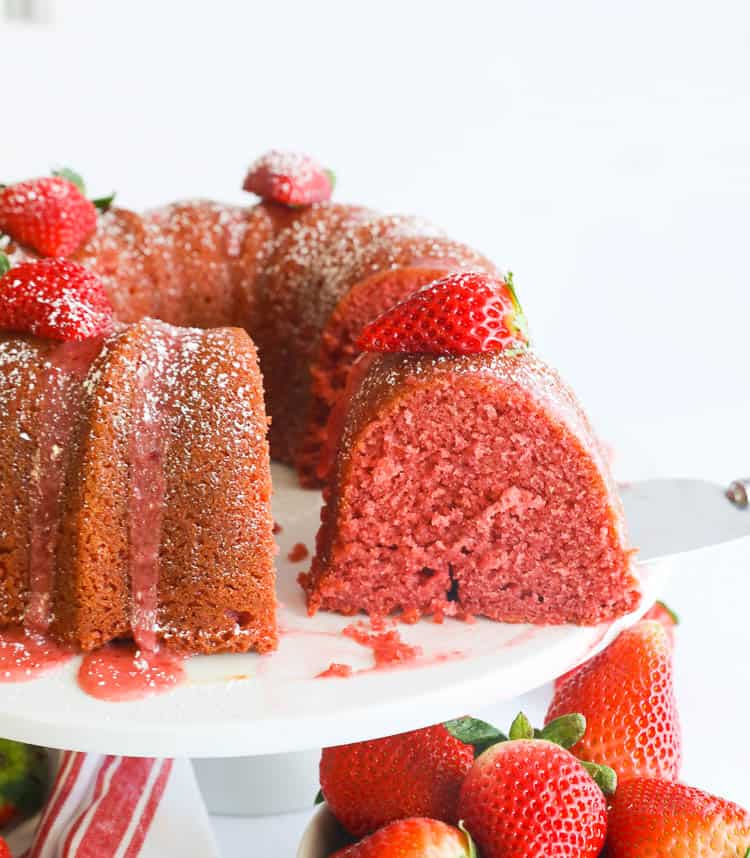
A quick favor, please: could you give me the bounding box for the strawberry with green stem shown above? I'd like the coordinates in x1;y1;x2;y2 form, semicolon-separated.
547;619;681;782
357;271;529;355
320;711;615;853
453;712;613;858
0;167;115;258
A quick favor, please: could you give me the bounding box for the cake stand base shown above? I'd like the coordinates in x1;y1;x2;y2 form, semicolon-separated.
193;750;321;816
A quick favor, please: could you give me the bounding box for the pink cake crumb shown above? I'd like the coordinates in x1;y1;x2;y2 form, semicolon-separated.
287;542;309;562
343;621;423;668
316;662;354;679
399;608;421;625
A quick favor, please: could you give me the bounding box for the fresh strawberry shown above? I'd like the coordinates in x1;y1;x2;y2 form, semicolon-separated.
331;818;475;858
546;620;681;782
0;257;114;341
0;175;97;257
319;724;474;837
607;778;750;858
0;837;9;858
457;723;609;858
242;150;334;206
356;271;529;355
553;599;679;691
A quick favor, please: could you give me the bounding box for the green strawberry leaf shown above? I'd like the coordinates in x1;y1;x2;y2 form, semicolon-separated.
656;600;680;625
580;761;617;796
444;717;507;755
458;820;478;858
508;712;534;741
314;788;324;806
92;192;117;213
539;713;587;749
505;271;521;313
743;848;749;858
0;252;10;276
324;168;336;193
504;270;531;346
52;167;86;194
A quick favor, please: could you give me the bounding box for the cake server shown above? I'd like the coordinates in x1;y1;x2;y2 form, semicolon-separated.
620;477;750;562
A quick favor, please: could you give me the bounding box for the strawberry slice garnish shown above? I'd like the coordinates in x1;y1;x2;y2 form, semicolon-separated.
242;150;334;206
0;256;114;341
0;173;99;257
357;271;529;355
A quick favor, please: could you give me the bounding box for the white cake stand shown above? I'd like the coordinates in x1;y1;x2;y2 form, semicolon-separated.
0;464;676;815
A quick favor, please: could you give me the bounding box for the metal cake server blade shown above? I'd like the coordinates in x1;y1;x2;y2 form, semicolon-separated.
620;477;750;563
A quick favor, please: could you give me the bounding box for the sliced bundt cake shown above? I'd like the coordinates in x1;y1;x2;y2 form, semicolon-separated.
302;273;640;624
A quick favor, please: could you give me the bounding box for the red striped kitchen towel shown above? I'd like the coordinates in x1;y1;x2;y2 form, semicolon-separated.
7;753;218;858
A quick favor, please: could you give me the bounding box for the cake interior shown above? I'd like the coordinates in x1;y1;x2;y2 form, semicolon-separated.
311;374;636;624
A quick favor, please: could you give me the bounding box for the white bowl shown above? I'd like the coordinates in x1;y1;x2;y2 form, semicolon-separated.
296;803;353;858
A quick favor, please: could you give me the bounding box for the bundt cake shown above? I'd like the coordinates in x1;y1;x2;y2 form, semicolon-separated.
0;154;640;659
301;274;640;625
0;319;275;654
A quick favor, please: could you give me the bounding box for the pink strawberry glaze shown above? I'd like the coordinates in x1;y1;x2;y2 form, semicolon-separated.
127;321;179;654
316;662;354;678
77;642;186;702
26;339;103;633
0;626;74;681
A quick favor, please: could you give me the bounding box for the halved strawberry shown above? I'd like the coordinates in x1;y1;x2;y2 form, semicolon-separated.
242;150;334;206
0;256;114;341
357;271;529;355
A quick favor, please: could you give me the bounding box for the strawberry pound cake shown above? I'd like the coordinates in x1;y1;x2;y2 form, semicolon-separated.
302;274;640;625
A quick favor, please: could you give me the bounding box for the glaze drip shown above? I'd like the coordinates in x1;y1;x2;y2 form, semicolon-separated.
128;321;173;653
26;339;102;633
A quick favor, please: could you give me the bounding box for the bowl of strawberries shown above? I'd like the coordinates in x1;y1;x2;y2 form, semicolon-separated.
298;611;750;858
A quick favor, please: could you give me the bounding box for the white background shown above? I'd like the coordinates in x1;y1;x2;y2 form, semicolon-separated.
1;1;749;854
